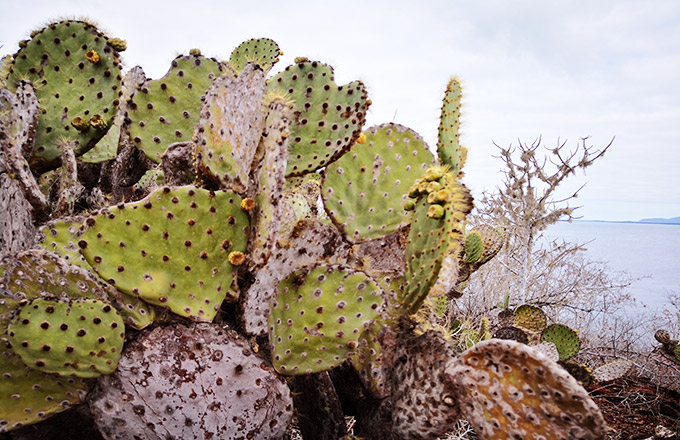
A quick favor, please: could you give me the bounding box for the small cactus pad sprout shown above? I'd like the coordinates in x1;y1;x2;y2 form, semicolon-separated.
437;77;467;175
322;123;435;243
0;351;89;432
194;64;267;193
445;339;607;440
541;323;581;362
7;298;125;378
512;304;547;333
127;53;222;163
89;324;293;440
269;265;383;375
247;96;292;269
403;169;473;312
267;60;369;177
79;186;250;321
228;37;281;75
591;359;634;383
6;20;123;172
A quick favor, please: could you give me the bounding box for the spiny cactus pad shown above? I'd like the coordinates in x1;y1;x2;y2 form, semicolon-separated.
269;265;383;375
194;63;266;193
592;359;633;383
79;186;250;321
322;123;434;243
89;323;293;440
268;60;369;177
6;20;123;172
446;339;607;440
541;323;581;362
436;77;467;175
492;326;530;344
7;298;124;378
127;53;222;162
512;304;547;333
463;231;483;263
228;37;281;75
0;351;89;433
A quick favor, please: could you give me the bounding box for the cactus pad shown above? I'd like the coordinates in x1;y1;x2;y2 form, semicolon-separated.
463;231;483;263
228;38;281;75
269;265;383;375
446;339;606;439
194;63;267;193
268;60;369;176
6;20;123;172
127;53;222;162
7;298;124;378
0;351;89;432
437;77;467;175
322;123;434;243
592;359;633;383
79;186;249;321
541;323;581;362
492;326;530;344
512;304;547;333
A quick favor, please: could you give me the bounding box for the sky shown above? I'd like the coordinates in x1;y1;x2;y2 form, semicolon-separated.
1;0;678;221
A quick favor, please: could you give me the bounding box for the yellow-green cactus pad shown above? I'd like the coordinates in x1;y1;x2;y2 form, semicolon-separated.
0;351;89;432
79;186;249;321
512;304;547;334
228;37;281;75
269;265;383;375
446;339;606;439
268;60;369;177
437;77;467;175
7;298;124;378
322;123;434;243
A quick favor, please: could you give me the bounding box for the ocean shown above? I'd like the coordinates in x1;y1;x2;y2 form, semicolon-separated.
544;221;680;314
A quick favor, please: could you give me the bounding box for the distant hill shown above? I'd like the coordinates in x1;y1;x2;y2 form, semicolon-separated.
638;216;680;225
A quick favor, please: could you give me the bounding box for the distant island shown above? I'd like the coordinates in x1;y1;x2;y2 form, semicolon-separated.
578;217;680;225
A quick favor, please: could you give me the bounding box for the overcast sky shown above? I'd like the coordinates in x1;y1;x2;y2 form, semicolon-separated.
1;0;678;221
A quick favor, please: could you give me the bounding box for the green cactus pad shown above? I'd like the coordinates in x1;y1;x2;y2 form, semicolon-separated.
228;38;281;75
446;339;606;440
0;351;89;432
674;344;680;362
403;170;472;313
79;186;250;321
512;304;547;333
541;323;581;362
127;54;222;163
322;123;434;243
463;231;483;263
269;265;383;375
7;298;124;378
268;60;369;177
6;20;123;172
437;77;467;175
194;64;267;193
79;116;120;163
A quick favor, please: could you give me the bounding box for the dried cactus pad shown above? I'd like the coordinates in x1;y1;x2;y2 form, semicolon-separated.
228;37;281;74
7;298;124;378
89;323;293;440
194;63;267;193
127;53;222;162
79;186;250;321
268;60;369;176
269;265;383;375
541;323;581;362
0;351;89;433
592;359;633;383
446;339;606;440
323;123;434;243
512;304;547;334
6;20;123;172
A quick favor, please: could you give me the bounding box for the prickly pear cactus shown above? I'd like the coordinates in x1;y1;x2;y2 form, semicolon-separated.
79;186;250;321
437;78;467;176
512;304;547;333
592;359;633;383
541;323;581;362
322;123;434;243
267;60;369;176
7;298;125;378
228;37;281;75
126;53;222;162
492;325;530;344
89;323;293;440
269;264;383;374
194;63;267;193
6;20;124;172
446;339;607;440
0;351;89;433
